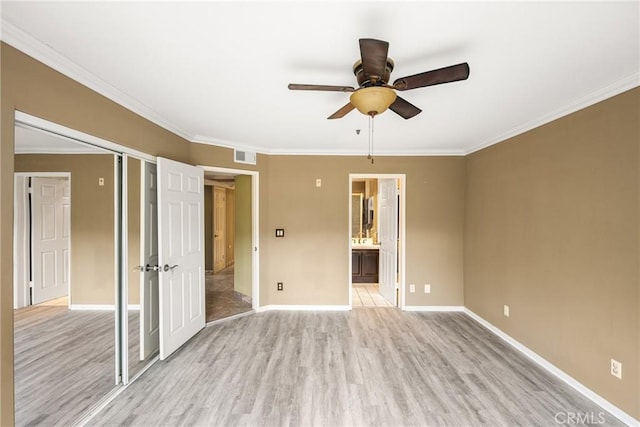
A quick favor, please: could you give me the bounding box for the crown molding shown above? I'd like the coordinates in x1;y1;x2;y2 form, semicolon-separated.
466;72;640;155
190;135;266;154
1;19;194;142
191;136;466;156
265;148;467;156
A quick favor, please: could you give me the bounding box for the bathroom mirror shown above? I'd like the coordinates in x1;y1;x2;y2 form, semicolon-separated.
351;193;363;238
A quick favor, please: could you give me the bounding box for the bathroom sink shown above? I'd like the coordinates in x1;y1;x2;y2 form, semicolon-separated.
352;242;380;250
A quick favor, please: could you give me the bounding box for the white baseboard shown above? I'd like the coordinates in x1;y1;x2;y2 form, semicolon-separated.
257;304;351;312
464;309;639;427
70;304;140;311
403;305;465;312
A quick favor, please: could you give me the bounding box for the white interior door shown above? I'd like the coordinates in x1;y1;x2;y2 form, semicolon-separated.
213;186;226;273
157;157;205;360
140;162;160;360
378;179;398;306
31;177;70;304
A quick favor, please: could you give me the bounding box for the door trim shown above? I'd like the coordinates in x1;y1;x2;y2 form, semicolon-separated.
15;111;156;161
198;166;260;310
348;174;406;310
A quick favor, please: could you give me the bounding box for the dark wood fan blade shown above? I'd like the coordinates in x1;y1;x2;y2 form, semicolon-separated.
389;96;422;120
359;38;389;83
393;62;470;91
288;83;354;92
328;103;355;119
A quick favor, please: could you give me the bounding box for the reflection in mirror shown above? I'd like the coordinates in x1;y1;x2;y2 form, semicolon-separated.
351;193;363;239
13;124;118;424
351;178;378;243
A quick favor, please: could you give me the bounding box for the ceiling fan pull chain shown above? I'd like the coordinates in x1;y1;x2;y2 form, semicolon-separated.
368;114;375;164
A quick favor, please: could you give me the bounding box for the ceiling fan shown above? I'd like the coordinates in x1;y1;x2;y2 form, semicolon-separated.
288;38;470;120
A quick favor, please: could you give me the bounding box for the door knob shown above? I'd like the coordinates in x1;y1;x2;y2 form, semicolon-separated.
135;264;159;272
163;264;179;272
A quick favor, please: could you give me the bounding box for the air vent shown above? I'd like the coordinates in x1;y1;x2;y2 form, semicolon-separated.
234;149;256;165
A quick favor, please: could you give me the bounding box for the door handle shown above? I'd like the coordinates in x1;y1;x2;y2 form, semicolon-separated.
163;264;179;272
134;264;159;272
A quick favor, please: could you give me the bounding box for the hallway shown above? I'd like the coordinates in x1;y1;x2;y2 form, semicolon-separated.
205;266;252;322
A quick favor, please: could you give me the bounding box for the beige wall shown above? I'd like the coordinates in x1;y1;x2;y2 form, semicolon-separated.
262;155;465;306
15;154;117;306
464;88;640;418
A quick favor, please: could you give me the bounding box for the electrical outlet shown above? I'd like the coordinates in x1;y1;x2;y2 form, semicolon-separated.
424;284;431;293
277;282;283;291
503;305;510;317
611;359;622;379
409;284;415;293
315;179;322;187
98;177;105;186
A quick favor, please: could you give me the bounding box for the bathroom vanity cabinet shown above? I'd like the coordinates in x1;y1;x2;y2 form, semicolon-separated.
352;249;379;283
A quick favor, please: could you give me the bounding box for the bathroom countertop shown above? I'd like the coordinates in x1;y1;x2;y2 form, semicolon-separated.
351;243;380;250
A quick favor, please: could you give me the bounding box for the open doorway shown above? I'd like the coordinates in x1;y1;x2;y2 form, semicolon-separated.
201;167;259;322
349;174;406;309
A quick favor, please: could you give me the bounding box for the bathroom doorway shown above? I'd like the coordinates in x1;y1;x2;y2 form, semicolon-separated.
349;174;406;309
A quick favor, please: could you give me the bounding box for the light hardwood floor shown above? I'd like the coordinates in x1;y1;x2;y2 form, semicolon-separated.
89;310;624;427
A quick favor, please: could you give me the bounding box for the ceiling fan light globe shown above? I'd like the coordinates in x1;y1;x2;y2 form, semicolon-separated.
349;87;397;116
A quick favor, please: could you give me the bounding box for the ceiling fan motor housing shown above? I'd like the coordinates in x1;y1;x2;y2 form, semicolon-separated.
353;58;395;87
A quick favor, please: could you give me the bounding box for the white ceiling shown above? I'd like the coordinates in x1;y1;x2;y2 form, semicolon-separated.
2;1;638;156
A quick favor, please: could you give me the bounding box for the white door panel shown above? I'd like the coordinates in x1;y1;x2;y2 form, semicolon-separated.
213;187;226;273
32;177;70;304
157;157;205;360
140;162;159;360
378;179;398;306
